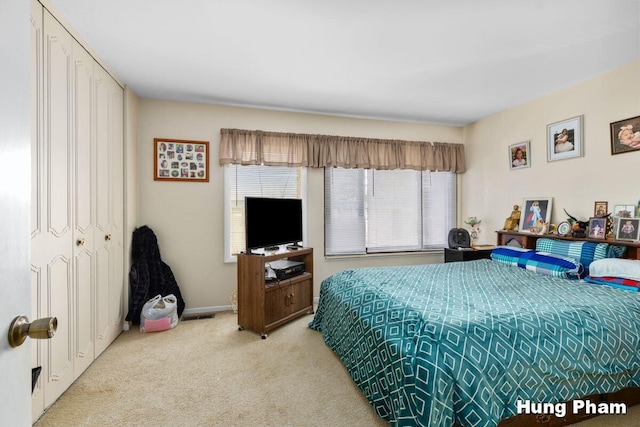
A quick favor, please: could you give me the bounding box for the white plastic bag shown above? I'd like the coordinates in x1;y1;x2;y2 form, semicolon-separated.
140;294;179;332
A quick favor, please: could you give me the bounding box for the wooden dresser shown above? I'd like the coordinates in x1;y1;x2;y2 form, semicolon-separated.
496;230;640;260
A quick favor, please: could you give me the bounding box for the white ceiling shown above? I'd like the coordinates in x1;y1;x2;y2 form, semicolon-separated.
48;0;640;126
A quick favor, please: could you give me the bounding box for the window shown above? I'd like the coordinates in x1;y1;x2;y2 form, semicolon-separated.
224;164;306;262
325;167;456;255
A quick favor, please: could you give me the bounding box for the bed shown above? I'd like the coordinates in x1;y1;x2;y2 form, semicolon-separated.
309;244;640;427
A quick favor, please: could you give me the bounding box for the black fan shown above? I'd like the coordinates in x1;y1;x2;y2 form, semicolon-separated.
448;228;471;249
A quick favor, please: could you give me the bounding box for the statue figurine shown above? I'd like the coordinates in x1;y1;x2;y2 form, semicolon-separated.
503;205;521;231
540;220;549;235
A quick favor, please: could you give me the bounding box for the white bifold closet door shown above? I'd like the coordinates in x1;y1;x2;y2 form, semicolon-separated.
30;1;125;422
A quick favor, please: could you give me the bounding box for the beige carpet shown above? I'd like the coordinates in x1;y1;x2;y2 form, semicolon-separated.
34;311;640;427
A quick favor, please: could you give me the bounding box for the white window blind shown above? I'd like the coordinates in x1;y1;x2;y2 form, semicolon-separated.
225;164;304;261
324;168;366;255
422;171;457;249
324;167;456;255
366;169;422;252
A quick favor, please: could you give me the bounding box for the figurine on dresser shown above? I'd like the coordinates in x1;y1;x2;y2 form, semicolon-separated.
503;205;521;231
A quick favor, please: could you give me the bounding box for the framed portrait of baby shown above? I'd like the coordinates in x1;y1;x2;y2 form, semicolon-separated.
610;115;640;155
547;115;583;162
509;141;530;170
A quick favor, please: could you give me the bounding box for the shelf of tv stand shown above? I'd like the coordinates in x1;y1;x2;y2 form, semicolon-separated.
496;230;640;260
237;247;314;339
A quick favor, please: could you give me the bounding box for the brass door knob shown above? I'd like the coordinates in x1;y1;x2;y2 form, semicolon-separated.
8;316;57;348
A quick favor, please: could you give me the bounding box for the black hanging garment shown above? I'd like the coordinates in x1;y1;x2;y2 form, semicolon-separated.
125;225;186;323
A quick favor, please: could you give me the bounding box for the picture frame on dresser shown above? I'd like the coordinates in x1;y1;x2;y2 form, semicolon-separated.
519;197;553;232
547;115;583;162
613;204;636;218
593;201;608;217
616;218;640;242
588;217;606;239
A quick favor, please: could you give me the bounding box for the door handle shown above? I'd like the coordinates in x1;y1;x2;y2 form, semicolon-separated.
8;316;57;348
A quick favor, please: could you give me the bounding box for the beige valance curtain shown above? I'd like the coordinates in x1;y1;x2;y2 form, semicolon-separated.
219;128;466;173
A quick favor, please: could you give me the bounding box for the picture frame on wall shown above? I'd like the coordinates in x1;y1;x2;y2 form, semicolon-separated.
610;115;640;155
509;141;530;170
547;115;583;162
154;138;210;182
519;197;553;232
615;217;640;241
588;217;607;239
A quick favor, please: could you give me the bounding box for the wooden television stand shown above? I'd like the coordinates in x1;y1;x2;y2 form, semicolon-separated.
237;247;314;339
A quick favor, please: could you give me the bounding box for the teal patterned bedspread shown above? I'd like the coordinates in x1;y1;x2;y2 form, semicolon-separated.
309;259;640;427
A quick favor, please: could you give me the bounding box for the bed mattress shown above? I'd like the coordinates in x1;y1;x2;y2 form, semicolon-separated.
309;259;640;427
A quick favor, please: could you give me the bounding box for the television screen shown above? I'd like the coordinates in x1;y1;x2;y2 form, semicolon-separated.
245;197;303;251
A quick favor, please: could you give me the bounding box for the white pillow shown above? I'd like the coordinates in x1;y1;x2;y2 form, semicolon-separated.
588;258;640;281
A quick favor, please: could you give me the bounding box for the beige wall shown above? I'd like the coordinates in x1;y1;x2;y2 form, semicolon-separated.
462;61;640;245
123;87;140;320
135;61;639;311
137;102;462;311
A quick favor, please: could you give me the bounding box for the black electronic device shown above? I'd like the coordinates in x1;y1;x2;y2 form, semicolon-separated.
245;197;303;253
268;259;305;280
448;228;471;249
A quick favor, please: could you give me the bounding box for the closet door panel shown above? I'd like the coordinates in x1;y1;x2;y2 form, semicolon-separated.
73;43;93;235
94;66;124;355
45;16;71;238
93;68;111;351
40;10;75;409
109;79;125;343
72;41;95;376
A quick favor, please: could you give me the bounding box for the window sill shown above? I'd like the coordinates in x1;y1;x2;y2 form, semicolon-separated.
324;249;443;261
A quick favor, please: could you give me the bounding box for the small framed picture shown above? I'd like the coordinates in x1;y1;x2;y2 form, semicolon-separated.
154;138;210;182
509;141;530;170
610;115;640;155
588;217;607;239
519;197;553;232
613;204;636;218
615;218;640;241
547;115;583;162
593;201;608;217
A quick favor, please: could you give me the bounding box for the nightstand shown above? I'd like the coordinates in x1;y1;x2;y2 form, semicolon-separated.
444;247;494;263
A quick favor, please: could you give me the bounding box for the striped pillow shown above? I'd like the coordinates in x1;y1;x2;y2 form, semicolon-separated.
517;251;581;279
490;246;533;267
535;238;610;275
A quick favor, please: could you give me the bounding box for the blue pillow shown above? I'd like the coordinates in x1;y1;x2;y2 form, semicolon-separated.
491;246;533;267
517;251;581;279
535;238;609;273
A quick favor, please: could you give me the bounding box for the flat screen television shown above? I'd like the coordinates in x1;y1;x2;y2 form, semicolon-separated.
245;197;303;252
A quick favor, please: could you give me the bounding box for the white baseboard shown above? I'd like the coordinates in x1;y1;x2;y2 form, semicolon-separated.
182;305;234;316
122;305;235;331
181;300;318;316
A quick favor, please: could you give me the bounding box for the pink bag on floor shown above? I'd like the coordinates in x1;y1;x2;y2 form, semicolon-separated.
142;317;172;332
140;294;179;332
